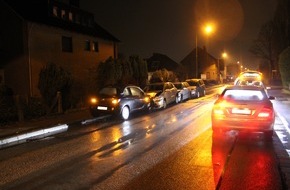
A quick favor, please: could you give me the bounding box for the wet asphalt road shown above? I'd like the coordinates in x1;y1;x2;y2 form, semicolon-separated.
0;86;289;189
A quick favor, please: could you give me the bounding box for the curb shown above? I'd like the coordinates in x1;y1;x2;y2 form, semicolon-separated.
0;124;68;149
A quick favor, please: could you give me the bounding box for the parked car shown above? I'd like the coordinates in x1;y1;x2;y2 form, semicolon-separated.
211;85;275;140
185;78;206;98
173;82;191;102
89;85;151;120
143;82;178;109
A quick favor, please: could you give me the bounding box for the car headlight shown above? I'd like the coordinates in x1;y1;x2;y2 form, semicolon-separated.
153;96;163;102
111;98;120;105
90;97;98;105
144;96;150;103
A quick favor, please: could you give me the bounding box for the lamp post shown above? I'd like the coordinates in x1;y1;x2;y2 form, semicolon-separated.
195;23;214;78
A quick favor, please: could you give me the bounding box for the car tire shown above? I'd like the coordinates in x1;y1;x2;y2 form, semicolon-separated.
212;128;223;136
163;99;167;109
176;94;182;103
264;130;273;141
121;106;130;120
196;91;200;98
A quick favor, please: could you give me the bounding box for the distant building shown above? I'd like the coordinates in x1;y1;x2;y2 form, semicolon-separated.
146;53;180;72
0;0;119;100
180;46;219;81
146;53;182;82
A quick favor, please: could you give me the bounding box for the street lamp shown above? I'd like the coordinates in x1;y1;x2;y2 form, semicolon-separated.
195;23;215;78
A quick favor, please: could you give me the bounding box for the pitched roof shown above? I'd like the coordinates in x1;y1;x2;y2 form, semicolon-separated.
3;0;120;42
146;53;180;72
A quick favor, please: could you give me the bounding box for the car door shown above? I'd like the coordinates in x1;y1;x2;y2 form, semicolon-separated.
167;82;176;103
129;86;146;111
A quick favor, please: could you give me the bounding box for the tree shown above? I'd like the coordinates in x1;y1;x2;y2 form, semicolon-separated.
91;56;148;90
250;21;275;78
279;47;290;89
38;63;72;112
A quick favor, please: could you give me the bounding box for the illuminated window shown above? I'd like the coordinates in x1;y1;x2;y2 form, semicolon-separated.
92;41;99;52
61;10;66;19
84;40;90;51
69;12;73;21
53;6;58;17
62;36;72;52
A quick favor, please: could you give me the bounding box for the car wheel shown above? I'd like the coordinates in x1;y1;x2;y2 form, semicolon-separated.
196;91;200;98
163;99;167;109
264;130;273;141
212;128;223;136
175;94;181;104
121;106;130;120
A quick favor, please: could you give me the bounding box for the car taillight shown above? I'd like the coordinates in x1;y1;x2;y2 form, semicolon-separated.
213;108;224;115
258;107;273;118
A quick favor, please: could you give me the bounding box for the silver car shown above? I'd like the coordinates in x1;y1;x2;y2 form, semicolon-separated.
144;82;178;109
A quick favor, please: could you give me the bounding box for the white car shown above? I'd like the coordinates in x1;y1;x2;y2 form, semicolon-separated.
173;82;191;102
144;82;178;109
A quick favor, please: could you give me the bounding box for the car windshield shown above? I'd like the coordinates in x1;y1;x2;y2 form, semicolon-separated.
187;81;198;86
174;83;182;89
222;89;265;101
144;84;164;92
99;87;118;96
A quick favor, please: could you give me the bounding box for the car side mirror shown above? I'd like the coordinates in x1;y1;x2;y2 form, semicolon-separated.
269;96;275;100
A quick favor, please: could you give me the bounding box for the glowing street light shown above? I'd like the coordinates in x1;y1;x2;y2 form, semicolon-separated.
195;22;215;78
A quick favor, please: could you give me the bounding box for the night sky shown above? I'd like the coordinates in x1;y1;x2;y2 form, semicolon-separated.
81;0;277;69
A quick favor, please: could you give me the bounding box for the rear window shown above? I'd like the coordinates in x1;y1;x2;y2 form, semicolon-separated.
187;80;198;86
99;87;118;96
222;89;265;101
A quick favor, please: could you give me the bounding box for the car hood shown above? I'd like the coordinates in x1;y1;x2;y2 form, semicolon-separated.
146;91;162;98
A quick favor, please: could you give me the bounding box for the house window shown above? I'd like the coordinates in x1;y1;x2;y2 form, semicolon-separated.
69;12;73;21
53;6;58;17
61;10;66;19
92;41;99;52
84;40;90;51
62;36;72;52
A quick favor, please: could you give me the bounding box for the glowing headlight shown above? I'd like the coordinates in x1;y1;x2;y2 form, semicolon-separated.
144;96;150;103
90;97;97;104
112;98;120;105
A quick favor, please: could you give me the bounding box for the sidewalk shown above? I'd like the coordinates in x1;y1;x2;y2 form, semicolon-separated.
0;108;93;148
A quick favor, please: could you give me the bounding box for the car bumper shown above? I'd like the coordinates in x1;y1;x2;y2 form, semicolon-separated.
212;117;274;132
89;106;119;117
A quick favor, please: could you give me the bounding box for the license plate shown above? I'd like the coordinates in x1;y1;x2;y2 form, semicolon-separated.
97;106;108;110
232;108;251;115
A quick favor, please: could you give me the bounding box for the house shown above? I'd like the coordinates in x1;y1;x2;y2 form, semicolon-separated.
0;0;119;101
146;53;182;82
180;46;220;81
146;53;180;72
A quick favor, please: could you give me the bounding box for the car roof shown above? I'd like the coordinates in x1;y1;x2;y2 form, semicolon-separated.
224;85;264;91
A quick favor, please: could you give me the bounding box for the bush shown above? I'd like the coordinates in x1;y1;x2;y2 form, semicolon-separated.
279;47;290;89
22;97;46;119
38;63;72;113
0;85;17;124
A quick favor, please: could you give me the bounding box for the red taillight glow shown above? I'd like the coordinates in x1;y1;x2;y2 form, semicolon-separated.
213;108;224;115
258;107;273;118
